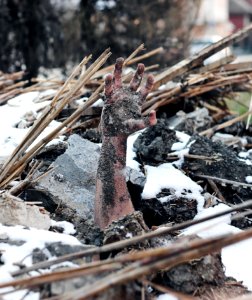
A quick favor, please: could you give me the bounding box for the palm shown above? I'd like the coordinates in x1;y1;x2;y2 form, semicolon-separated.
101;58;156;137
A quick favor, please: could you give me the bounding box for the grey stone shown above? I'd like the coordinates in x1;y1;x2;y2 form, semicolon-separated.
168;108;212;135
126;167;146;188
37;134;100;221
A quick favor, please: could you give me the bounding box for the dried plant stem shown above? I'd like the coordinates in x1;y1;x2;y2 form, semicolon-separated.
154;24;252;88
44;227;252;300
0;50;111;187
92;46;163;79
200;109;252;136
141;279;195;300
11;199;252;277
0;84;104;188
3;227;252;297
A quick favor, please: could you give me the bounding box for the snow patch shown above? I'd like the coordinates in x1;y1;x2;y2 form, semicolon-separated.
184;204;252;290
92;98;104;107
171;131;190;151
142;163;204;212
245;176;252;183
126;129;145;171
157;294;178;300
50;220;76;234
96;0;116;10
183;203;232;238
0;223;81;283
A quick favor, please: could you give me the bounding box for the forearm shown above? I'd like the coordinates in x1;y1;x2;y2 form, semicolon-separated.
94;57;156;229
95;136;134;229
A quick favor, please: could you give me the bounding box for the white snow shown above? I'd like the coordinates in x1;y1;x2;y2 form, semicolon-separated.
0;222;81;299
0;223;81;280
183;204;252;290
238;149;252;165
0;92;65;157
50;220;76;234
95;0;116;10
75;97;88;106
171;131;190;151
157;294;178;300
239;149;252;159
1;289;39;300
245;176;252;183
222;235;252;290
183;203;232;238
92;98;104;107
126;130;145;171
142;163;204;212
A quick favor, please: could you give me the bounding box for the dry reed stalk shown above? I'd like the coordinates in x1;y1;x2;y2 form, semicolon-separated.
92;46;163;79
154;24;252;88
141;279;196;300
143;72;252;115
2;226;252;298
0;44;158;187
11;199;252;277
194;54;236;73
0;50;111;187
200;110;252;136
39;227;252;300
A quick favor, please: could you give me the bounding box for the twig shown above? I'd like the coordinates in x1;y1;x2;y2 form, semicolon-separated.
154;24;252;88
193;174;252;190
200;110;252;136
11;199;252;277
44;227;252;300
0;50;111;187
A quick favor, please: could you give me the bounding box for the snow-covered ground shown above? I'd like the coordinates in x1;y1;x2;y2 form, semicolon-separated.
1;91;252;299
127;121;252;292
0;221;80;300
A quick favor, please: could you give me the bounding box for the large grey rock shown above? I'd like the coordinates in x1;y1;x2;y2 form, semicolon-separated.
37;134;100;221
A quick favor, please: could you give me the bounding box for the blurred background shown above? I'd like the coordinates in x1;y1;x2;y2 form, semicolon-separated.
0;0;251;79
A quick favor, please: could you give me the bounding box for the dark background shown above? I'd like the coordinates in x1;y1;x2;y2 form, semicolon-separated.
0;0;200;78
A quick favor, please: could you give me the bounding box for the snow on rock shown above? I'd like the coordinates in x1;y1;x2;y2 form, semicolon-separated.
50;220;76;235
245;176;252;183
183;204;252;291
171;131;190;151
238;149;252;166
183;203;232;238
0;223;81;279
142;163;205;212
126;129;145;171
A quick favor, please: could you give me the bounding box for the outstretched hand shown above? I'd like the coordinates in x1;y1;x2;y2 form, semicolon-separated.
95;58;157;229
101;57;157;137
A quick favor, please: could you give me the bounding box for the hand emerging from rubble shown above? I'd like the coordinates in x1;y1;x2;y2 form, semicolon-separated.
95;58;157;229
